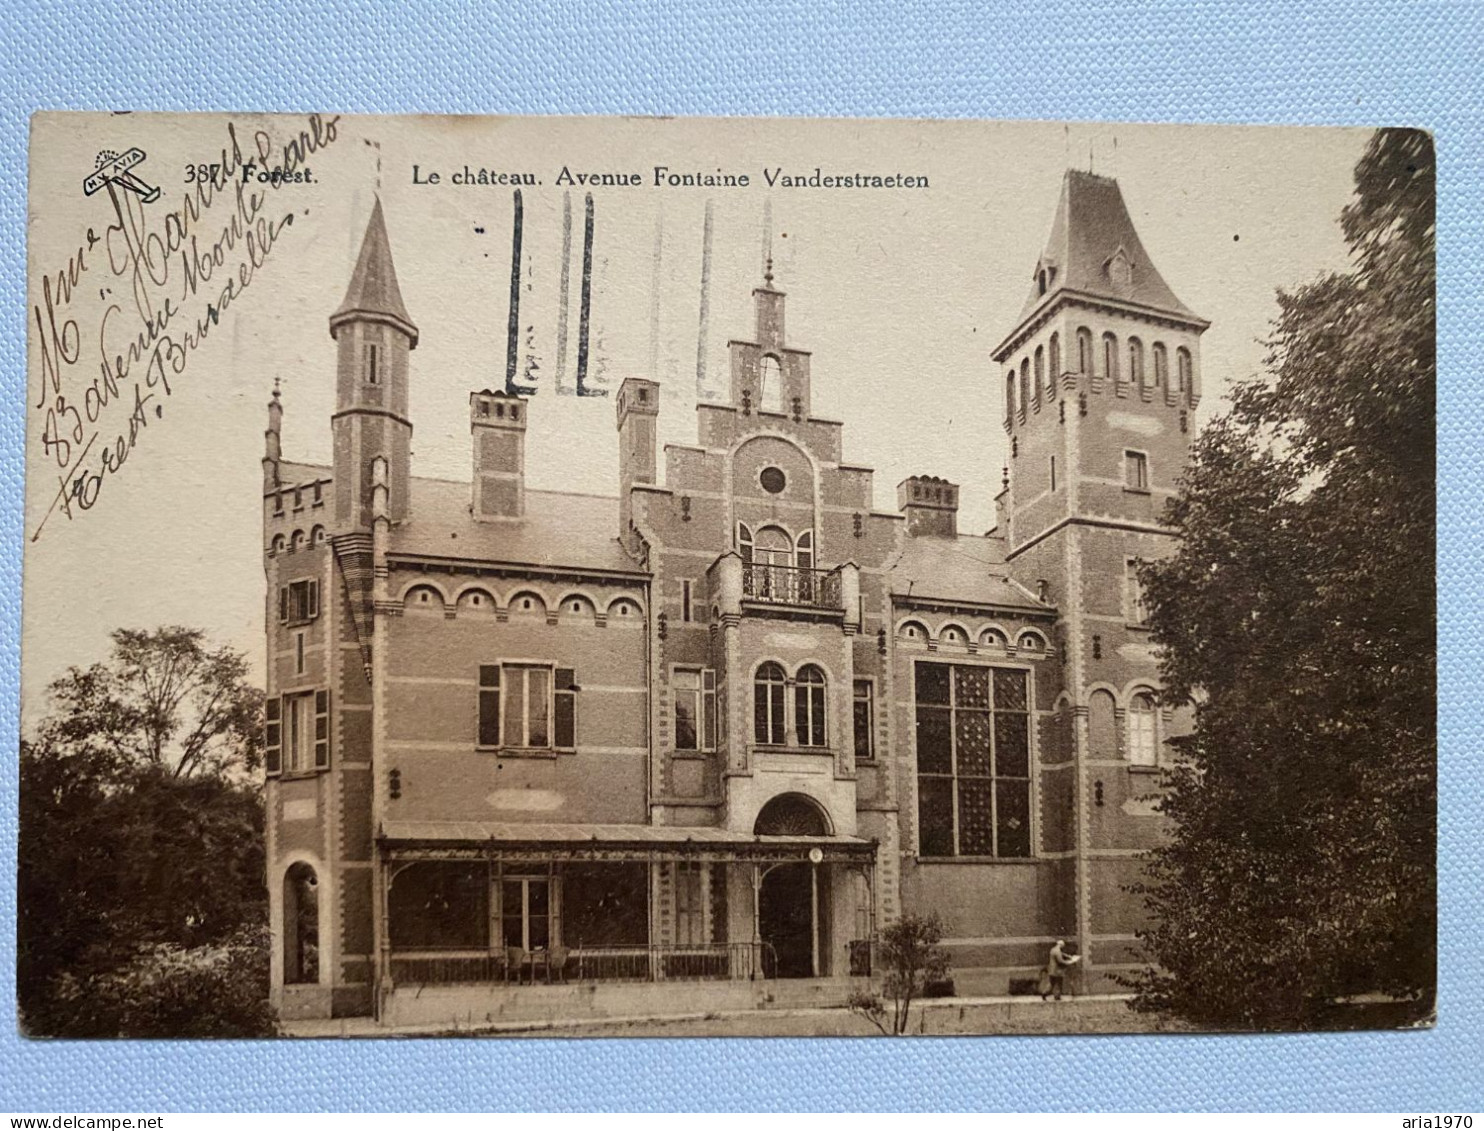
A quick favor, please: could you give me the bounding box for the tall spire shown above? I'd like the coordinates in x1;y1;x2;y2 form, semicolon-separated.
1013;170;1206;330
262;379;282;489
330;197;419;347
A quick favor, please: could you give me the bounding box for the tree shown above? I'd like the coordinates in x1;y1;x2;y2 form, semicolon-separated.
18;628;273;1037
847;913;951;1035
39;627;264;779
1129;129;1436;1027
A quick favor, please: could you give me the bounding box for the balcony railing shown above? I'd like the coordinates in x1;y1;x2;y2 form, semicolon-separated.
388;941;778;986
742;563;842;610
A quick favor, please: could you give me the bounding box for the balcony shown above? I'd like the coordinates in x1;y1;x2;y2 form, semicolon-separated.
741;563;842;611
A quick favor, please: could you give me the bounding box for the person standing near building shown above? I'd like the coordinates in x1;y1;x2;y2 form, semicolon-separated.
1040;939;1081;1001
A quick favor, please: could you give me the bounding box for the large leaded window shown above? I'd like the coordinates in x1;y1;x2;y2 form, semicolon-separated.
915;663;1032;859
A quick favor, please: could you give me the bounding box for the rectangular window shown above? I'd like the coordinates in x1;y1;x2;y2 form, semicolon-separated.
480;664;576;750
280;579;320;625
295;632;305;675
674;667;717;751
366;343;379;385
675;862;705;946
1050;455;1057;492
1124;451;1149;492
915;662;1032;859
682;580;692;623
853;680;875;761
504;665;550;748
284;691;317;773
500;877;550;952
1126;561;1149;625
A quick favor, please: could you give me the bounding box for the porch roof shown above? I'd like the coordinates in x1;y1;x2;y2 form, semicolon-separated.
378;820;876;862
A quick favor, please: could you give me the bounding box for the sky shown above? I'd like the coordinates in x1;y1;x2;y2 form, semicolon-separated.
21;114;1371;725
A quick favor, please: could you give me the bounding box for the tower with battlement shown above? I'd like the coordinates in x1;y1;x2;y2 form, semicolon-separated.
993;169;1208;978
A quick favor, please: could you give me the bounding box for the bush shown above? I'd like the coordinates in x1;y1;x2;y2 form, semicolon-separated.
31;926;279;1039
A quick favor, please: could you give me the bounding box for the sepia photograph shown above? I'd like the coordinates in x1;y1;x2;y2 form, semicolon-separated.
20;112;1435;1040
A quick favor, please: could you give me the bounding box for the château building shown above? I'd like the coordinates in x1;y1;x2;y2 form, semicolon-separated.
263;171;1207;1026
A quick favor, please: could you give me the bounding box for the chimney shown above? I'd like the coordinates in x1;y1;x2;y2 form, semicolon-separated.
470;389;527;520
897;475;960;537
617;377;659;533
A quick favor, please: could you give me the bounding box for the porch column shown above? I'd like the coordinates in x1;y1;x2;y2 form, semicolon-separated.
810;861;820;977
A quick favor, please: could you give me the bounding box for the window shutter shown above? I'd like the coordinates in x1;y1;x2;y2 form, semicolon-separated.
313;689;330;769
478;665;501;747
554;668;576;749
278;587;288;624
265;696;282;776
702;669;717;751
308;579;320;620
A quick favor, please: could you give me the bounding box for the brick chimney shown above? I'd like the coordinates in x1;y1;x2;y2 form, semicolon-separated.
897;475;960;537
470;389;527;519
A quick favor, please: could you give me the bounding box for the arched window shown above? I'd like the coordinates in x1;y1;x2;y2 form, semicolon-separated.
979;627;1006;649
1005;371;1016;419
754;793;829;836
754;662;788;745
1129;337;1145;388
1019;359;1030;414
511;591;546;616
1077;327;1094;374
1089;690;1117;758
737;522;754;563
405;585;442;610
1128;693;1158;766
1034;346;1045;399
899;620;929;645
795;664;827;747
1048;333;1061;394
940;625;968;646
1103;333;1119;383
1177;348;1193;395
760;355;784;413
1153;343;1168;388
1017;631;1047;654
794;530;813;571
310;525;327;546
271;534;286;555
753;526;792;564
290;529;305;552
284;862;319;985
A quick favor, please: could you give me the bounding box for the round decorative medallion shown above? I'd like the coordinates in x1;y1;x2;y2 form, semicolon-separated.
760;466;786;494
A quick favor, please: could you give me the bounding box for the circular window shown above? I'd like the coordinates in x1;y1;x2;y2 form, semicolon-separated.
760;467;786;494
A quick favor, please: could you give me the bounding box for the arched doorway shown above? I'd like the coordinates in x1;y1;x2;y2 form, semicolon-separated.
283;862;320;985
754;795;831;979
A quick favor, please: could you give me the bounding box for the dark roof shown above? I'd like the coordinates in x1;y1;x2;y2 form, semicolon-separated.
388;476;641;576
887;535;1050;613
330;197;419;345
1006;170;1205;343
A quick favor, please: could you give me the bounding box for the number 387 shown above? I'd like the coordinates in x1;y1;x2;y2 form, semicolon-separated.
184;163;223;185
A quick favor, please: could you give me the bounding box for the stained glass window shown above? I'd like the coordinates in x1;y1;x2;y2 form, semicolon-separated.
916;662;1033;858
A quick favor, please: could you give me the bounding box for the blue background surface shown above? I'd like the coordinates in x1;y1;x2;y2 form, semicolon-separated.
0;0;1478;1112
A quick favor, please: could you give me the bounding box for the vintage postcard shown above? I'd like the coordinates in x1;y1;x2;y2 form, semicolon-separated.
20;113;1435;1038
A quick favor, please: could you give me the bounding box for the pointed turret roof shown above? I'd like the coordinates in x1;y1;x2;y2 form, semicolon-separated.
996;170;1206;358
330;197;419;346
